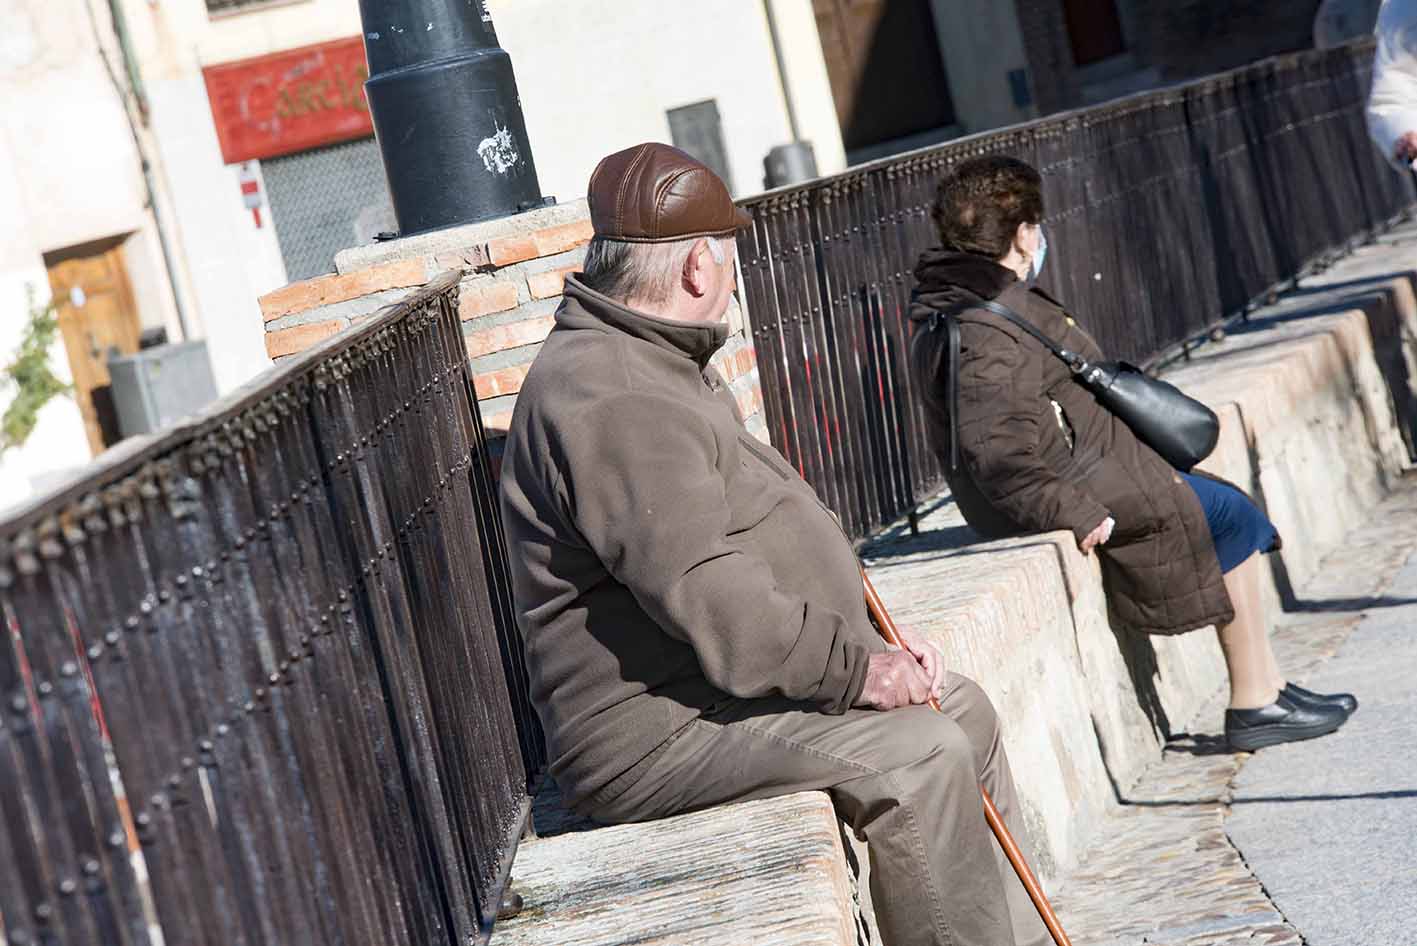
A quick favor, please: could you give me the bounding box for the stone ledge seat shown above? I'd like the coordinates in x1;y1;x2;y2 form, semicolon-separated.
490;792;861;946
489;262;1417;945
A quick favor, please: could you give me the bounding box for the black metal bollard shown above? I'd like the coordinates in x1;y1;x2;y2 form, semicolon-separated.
359;0;545;236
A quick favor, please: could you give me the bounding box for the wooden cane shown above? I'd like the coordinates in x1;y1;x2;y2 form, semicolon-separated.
862;573;1074;946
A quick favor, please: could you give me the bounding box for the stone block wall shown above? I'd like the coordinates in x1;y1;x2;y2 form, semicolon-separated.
259;199;767;443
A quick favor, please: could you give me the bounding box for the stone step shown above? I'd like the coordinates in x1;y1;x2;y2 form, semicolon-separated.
490;792;860;946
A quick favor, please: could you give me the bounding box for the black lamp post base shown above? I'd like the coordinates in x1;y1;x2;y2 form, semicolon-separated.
359;0;544;236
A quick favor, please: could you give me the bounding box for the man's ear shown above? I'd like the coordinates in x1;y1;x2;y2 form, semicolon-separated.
682;239;710;298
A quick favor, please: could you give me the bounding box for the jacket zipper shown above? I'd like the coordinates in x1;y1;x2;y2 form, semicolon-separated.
720;377;848;533
739;434;791;481
738;434;860;546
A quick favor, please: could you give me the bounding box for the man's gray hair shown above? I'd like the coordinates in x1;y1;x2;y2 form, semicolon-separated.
580;235;725;307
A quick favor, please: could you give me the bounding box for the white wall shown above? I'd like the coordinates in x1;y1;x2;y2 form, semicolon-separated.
0;156;89;510
117;0;325;393
119;0;364;74
2;2;151;255
0;0;158;509
765;0;848;176
142;73;284;393
0;266;91;514
488;0;847;200
929;0;1035;135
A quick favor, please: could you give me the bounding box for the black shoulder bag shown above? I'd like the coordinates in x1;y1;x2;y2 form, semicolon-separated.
928;298;1219;472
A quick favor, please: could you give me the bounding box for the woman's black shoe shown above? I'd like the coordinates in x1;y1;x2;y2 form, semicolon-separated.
1282;681;1358;715
1225;691;1348;751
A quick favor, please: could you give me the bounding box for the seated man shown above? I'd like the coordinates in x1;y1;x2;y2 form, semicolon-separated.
499;142;1048;946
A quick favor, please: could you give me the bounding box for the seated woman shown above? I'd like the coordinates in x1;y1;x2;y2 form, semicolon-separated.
908;156;1357;750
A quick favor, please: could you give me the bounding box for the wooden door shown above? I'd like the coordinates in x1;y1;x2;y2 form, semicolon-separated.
46;240;141;455
813;0;955;152
1063;0;1127;66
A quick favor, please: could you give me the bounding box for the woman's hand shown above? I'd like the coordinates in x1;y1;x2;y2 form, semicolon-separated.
1079;516;1116;555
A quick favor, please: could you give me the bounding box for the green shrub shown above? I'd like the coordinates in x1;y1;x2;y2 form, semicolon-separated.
1;287;71;455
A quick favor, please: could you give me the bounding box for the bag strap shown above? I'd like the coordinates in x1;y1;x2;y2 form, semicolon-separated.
916;294;1088;474
972;299;1089;375
913;296;965;473
944;313;961;474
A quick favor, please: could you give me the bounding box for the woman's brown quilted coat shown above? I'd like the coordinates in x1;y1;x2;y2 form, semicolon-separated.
908;249;1238;635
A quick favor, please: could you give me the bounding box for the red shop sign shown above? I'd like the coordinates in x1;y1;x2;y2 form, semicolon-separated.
203;36;374;164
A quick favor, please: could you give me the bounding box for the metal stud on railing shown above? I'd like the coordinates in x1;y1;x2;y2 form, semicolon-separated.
13;531;39;576
36;519;63;559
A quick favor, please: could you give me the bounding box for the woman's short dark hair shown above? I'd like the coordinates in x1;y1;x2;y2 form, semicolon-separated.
930;156;1043;259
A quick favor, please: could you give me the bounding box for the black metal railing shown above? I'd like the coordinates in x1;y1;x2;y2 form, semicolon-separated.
0;274;542;946
736;39;1416;541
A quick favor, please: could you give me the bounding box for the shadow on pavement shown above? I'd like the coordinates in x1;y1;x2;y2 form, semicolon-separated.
1109;787;1417;808
1162;732;1232;756
1283;594;1417;612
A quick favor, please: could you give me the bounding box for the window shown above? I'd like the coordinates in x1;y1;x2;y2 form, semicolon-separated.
261;137;395;281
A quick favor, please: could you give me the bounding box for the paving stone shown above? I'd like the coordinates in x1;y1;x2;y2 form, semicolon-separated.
1225;508;1417;944
1049;477;1417;946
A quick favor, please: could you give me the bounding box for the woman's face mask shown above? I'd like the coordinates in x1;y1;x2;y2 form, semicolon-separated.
1030;226;1048;281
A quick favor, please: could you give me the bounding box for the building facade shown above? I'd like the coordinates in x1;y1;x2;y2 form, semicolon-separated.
2;0;1351;510
0;0;845;510
1011;0;1368;116
1;0;215;507
812;0;1039;162
811;0;1370;162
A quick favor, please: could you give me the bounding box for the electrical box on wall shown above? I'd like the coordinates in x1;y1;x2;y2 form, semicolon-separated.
108;342;219;439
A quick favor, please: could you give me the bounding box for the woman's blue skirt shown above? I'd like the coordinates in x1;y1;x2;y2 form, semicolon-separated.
1180;472;1279;574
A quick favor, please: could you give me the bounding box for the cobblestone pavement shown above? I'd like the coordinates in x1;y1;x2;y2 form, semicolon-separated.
1225;555;1417;944
1048;475;1417;946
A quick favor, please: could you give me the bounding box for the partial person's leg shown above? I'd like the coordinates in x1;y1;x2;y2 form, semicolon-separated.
1216;551;1282;709
1181;473;1352;747
1218;554;1349;749
1218;551;1358;718
583;686;1038;946
936;674;1051;946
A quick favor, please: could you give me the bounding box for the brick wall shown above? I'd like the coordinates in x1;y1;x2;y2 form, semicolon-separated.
259;199;768;446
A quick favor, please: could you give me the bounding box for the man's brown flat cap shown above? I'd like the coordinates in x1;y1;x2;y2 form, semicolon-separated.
588;142;753;243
